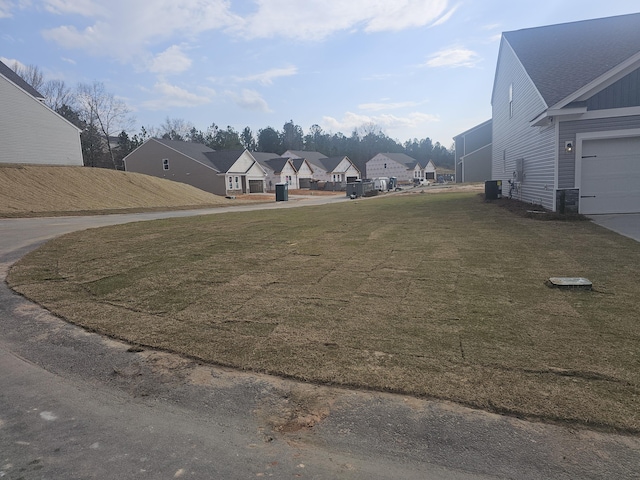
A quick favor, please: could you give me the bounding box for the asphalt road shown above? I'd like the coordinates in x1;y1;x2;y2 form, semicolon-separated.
1;198;639;479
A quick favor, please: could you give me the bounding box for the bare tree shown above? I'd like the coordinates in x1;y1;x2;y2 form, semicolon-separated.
159;117;194;141
41;79;76;112
11;62;45;92
76;81;134;169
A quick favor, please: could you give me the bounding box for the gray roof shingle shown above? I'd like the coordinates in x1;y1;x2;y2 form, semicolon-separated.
503;12;640;108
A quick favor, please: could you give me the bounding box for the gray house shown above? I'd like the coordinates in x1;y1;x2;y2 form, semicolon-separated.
0;60;82;166
491;13;640;214
124;138;266;196
454;119;492;183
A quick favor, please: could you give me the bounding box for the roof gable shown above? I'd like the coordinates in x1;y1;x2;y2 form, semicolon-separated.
503;12;640;108
290;158;313;173
204;149;252;173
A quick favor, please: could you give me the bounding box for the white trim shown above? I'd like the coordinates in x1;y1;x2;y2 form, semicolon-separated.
574;127;640;192
573;106;640;121
552;119;560;211
533;106;640;128
531;106;588;126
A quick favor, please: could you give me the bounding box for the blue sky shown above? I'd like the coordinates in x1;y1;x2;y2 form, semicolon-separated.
1;1;638;147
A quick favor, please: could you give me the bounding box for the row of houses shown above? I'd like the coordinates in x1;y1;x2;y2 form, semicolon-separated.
454;12;640;215
0;59;443;199
121;139;440;197
1;58;442;198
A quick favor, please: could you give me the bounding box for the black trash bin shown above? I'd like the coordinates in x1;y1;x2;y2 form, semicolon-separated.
275;183;289;202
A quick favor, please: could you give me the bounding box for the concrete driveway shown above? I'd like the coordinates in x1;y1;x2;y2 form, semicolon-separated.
589;213;640;241
2;200;640;479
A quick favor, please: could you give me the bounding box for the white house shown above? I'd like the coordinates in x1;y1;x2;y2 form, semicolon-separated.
0;60;82;166
282;151;360;185
253;153;298;190
491;12;640;214
290;158;315;188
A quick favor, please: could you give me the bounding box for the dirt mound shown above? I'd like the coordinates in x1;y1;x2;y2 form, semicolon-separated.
0;164;232;217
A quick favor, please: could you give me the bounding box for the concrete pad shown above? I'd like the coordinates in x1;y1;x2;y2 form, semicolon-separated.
588;213;640;242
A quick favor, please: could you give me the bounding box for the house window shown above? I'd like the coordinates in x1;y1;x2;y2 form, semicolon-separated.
384;163;387;169
287;175;292;185
163;158;169;170
235;176;240;189
228;176;233;187
509;84;513;118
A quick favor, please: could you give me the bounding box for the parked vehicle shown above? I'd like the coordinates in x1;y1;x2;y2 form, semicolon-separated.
373;177;388;191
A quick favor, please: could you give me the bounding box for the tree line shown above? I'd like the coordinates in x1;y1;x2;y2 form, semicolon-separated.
13;63;454;173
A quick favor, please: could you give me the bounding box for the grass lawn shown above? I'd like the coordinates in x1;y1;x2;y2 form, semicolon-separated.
8;191;640;432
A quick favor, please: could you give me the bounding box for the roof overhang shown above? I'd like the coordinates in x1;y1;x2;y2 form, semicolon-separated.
530;106;588;127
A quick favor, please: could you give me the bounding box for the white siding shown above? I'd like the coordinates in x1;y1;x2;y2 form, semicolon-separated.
492;40;556;209
228;150;256;173
366;154;412;183
0;75;82;166
297;161;313;178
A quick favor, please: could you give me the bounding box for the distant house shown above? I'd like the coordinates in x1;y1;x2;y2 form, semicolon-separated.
253;152;298;190
492;13;640;214
0;60;82;166
453;120;492;183
282;150;360;186
290;158;315;188
124;138;266;196
366;153;433;184
424;160;437;182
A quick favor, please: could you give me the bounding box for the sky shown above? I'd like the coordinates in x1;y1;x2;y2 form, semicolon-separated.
1;1;639;148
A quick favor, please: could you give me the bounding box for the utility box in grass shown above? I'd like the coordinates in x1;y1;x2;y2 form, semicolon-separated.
275;183;288;201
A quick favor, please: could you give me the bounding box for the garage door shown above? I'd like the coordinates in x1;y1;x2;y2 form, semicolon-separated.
248;180;264;193
580;136;640;214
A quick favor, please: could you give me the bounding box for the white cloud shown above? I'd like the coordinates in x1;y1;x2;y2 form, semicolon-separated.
142;81;213;110
148;45;192;75
322;111;438;134
42;0;241;63
359;101;421;112
234;65;298;86
0;0;14;18
365;0;449;32
0;56;21;68
235;0;450;40
43;0;107;16
425;47;480;68
228;89;271;112
430;3;460;27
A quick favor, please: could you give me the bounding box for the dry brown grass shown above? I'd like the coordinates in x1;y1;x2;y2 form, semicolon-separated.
0;164;252;217
8;191;640;433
